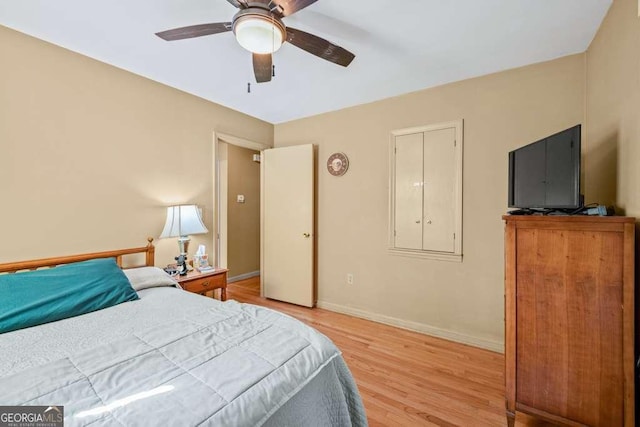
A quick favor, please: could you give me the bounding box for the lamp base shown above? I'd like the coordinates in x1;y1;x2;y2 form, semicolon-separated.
178;236;190;255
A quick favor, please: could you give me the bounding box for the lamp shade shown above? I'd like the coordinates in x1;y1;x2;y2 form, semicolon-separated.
160;205;208;238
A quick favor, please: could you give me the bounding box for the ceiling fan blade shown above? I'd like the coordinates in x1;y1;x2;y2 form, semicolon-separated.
229;0;253;8
226;0;243;8
155;23;232;41
269;0;318;17
253;53;273;83
286;27;355;67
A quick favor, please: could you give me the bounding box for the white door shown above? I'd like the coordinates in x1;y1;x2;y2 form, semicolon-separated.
422;127;456;252
394;133;424;250
261;144;314;307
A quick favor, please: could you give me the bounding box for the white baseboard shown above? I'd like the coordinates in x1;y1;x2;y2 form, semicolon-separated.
228;270;260;283
316;300;504;354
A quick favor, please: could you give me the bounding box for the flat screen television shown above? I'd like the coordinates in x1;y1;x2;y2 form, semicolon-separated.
508;124;581;210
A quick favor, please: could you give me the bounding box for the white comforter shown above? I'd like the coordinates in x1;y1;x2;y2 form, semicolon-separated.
0;287;367;426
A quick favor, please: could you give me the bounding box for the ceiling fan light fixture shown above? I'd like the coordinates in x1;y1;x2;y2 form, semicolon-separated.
234;15;285;54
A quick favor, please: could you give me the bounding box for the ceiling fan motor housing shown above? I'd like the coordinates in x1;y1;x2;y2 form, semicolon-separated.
233;7;286;54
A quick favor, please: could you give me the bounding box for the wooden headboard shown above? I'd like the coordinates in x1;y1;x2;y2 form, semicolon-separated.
0;238;155;274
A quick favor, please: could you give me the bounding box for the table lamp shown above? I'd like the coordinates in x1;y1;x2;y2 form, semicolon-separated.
160;205;208;275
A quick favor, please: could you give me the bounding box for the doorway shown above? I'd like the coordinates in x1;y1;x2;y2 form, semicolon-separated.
213;132;268;293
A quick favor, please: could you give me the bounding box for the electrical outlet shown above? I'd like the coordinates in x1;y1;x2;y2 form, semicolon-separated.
346;273;354;285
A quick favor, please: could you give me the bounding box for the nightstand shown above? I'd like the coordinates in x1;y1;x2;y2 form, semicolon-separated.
176;268;228;301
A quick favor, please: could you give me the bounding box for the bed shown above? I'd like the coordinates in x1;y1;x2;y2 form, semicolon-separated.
0;241;367;426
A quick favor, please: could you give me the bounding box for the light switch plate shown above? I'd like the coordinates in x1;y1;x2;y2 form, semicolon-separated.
237;195;245;203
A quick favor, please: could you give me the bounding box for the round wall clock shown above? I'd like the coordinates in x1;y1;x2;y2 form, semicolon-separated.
327;152;349;176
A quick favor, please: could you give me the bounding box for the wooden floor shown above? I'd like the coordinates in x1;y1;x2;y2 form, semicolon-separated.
227;278;554;427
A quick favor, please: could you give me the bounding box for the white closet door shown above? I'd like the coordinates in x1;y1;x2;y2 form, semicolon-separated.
262;144;314;307
394;133;424;250
423;127;456;252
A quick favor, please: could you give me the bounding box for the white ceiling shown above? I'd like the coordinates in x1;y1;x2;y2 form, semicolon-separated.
0;0;611;123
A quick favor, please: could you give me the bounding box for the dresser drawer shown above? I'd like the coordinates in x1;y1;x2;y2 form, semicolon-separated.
182;273;225;294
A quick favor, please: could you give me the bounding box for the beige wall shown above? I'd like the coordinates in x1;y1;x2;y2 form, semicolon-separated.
585;0;640;217
5;7;633;350
226;143;260;277
0;25;273;265
275;55;586;349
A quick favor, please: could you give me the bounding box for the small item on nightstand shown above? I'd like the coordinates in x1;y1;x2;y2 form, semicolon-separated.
196;254;211;272
163;265;178;277
175;254;188;276
194;245;210;271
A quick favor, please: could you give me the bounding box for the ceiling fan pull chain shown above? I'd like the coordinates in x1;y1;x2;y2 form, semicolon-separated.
272;65;275;77
247;82;251;93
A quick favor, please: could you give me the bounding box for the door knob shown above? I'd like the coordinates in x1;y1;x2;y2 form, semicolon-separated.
427;220;432;224
303;233;311;238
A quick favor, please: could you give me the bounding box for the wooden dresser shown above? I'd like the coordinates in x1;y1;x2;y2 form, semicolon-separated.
503;216;635;426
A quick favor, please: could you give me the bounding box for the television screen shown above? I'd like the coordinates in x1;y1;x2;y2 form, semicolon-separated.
508;125;581;210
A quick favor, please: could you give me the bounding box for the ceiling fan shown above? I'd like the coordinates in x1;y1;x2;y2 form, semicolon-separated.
155;0;356;84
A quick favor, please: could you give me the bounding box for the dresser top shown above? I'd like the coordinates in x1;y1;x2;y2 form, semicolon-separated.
502;215;635;223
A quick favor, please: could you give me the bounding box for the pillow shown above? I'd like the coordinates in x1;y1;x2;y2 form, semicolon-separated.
123;266;179;291
0;257;139;334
